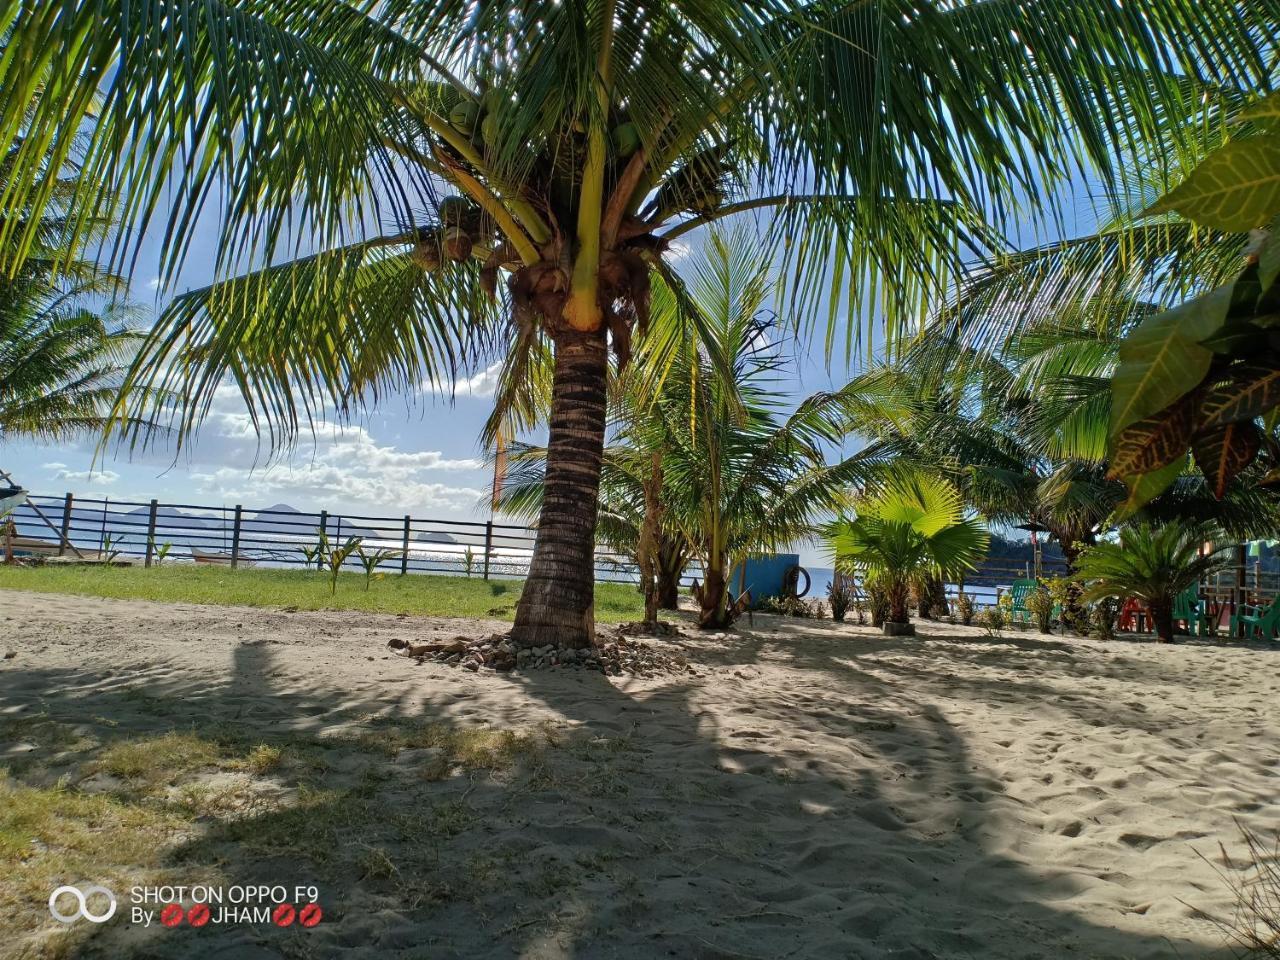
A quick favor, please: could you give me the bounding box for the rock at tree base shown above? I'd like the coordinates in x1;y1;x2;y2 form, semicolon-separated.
387;627;695;678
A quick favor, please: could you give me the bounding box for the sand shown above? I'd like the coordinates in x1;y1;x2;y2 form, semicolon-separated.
2;588;1278;960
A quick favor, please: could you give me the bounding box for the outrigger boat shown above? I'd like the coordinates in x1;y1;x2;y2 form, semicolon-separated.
191;546;256;567
0;485;27;513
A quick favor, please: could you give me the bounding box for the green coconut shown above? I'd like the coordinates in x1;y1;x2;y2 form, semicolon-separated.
449;100;480;134
438;195;472;224
480;111;502;149
611;122;641;158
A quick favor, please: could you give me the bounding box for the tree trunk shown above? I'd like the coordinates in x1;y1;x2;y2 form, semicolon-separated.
637;453;663;627
1058;538;1089;635
656;536;683;609
887;580;911;625
697;560;731;629
511;330;609;649
1150;599;1176;643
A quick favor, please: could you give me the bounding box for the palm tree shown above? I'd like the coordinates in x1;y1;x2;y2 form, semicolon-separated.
6;1;1271;648
1075;522;1232;642
840;301;1280;631
829;470;989;635
0;121;141;444
502;231;870;629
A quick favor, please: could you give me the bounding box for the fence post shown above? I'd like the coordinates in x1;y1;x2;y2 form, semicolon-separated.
317;510;328;570
99;495;109;553
58;492;73;556
482;521;493;580
401;515;411;575
230;505;243;569
144;499;158;567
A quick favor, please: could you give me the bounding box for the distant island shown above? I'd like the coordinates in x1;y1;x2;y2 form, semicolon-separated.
415;531;458;544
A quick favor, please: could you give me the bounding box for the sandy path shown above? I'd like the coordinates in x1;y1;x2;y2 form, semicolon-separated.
2;588;1278;960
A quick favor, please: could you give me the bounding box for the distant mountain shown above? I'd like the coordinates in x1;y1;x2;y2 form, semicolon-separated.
236;503;380;540
415;531;458;544
125;505;214;528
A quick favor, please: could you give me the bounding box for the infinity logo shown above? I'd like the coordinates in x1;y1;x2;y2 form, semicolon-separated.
48;885;118;924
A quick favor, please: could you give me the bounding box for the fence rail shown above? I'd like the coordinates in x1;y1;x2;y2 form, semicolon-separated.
8;492;1276;607
7;492;663;585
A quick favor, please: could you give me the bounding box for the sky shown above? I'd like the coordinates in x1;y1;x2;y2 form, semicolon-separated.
3;218;867;567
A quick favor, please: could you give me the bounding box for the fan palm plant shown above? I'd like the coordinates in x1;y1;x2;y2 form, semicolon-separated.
830;470;990;635
5;0;1271;648
1075;522;1232;642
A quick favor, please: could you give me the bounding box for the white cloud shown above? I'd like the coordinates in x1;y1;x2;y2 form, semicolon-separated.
666;240;693;262
418;361;504;399
41;461;67;471
51;468;120;485
180;395;488;515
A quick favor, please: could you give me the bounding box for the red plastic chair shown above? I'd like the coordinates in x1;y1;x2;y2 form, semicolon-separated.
1117;597;1146;633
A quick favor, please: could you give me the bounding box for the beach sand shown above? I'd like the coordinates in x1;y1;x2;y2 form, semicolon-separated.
2;589;1277;959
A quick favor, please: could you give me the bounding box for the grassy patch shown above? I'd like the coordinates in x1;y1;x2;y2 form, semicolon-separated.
0;564;649;623
94;731;224;787
0;710;560;955
0;775;191;958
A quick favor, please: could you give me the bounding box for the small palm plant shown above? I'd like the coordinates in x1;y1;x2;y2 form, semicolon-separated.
148;537;172;567
355;546;402;591
1074;522;1231;642
316;530;363;595
830;471;989;636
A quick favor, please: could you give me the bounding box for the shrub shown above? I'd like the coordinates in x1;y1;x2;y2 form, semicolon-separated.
827;579;853;623
867;583;889;627
1090;597;1119;642
954;592;975;626
977;605;1005;637
1026;587;1054;634
759;595;825;619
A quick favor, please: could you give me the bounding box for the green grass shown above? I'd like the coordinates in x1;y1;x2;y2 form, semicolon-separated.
0;563;648;622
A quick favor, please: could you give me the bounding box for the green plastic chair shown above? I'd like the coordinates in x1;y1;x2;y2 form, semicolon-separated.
1172;587;1212;636
1007;579;1037;624
1231;597;1280;640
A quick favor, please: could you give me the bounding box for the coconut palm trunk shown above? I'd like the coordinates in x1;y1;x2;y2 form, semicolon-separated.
1148;598;1176;643
511;330;609;649
698;560;731;629
656;539;684;610
1057;538;1090;634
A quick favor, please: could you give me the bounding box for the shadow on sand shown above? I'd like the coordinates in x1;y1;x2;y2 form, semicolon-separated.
1;611;1254;960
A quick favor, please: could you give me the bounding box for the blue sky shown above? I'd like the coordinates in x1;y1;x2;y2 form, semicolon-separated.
4;219;869;565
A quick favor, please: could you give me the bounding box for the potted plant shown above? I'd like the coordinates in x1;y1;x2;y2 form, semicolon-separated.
829;471;989;637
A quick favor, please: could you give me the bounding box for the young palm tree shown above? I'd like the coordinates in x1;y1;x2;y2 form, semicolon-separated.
502;231;871;629
1075;523;1232;642
829;470;990;635
4;1;1271;648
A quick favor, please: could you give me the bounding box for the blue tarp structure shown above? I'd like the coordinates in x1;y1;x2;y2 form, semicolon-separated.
730;553;806;608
